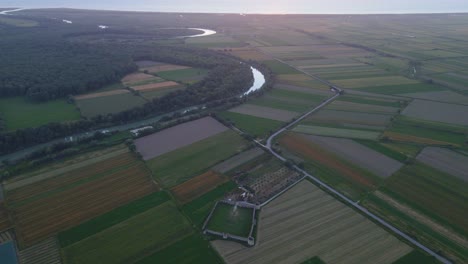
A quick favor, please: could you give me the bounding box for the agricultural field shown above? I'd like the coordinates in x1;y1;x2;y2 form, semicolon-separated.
326;100;400;114
301;135;403;178
136;234;223;264
212;180;412;264
182;181;238;227
303;109;393;130
0;97;80;131
6;150;157;247
278;133;380;199
121;72;161;86
171;171;229;204
355;83;445;95
330;76;419;89
205;202;254;238
261;60;301;74
75;92;147;118
304;64;392;80
212;147;265;173
131;81;180;92
385;116;467;147
363;162;468;263
249;87;328;113
135;117;229;160
140;86;184;100
226;48;271;61
58;191;171;247
228;104;299;122
0;204;11;232
258;44;369;60
274;84;331;96
146;130;248;188
18;237;61;264
416;147;468;181
218;111;283;137
4;145;128;189
276;74;329;89
401;99;468;126
185;35;245;48
399;90;468;105
63;201;193;264
73;89;130;100
293;124;381;140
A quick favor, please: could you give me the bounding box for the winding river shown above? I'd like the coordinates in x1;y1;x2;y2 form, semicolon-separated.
0;8;25;15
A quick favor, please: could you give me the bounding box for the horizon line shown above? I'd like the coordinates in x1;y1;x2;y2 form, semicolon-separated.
3;7;468;16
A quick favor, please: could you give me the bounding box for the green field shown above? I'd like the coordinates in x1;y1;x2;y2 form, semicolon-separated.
336;95;402;107
146;131;247;188
331;76;418;88
218;111;283;137
206;203;253;237
393;251;439;264
269;88;328;101
356;83;445;95
58;191;170;247
301;256;326;264
388;116;466;146
136;234;223;264
0;97;81;131
382;163;468;235
63;201;193;264
293;125;381;140
364;191;467;263
354;140;409;162
76;93;147;118
157;68;209;82
262;60;301;74
183;181;238;227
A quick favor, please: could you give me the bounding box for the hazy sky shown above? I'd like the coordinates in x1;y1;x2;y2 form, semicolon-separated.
3;0;468;14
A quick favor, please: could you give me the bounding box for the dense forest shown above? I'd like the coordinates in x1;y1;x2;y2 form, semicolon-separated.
0;36;136;101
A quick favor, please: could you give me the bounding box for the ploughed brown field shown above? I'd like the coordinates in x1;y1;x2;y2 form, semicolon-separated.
171;170;228;204
383;131;456;146
134;116;229;160
279;133;378;189
8;152;157;247
121;72;156;83
0;204;11;232
73;89;129;100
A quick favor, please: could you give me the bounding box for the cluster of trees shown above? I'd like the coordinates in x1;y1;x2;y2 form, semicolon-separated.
0;36;136;101
0;120;97;155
